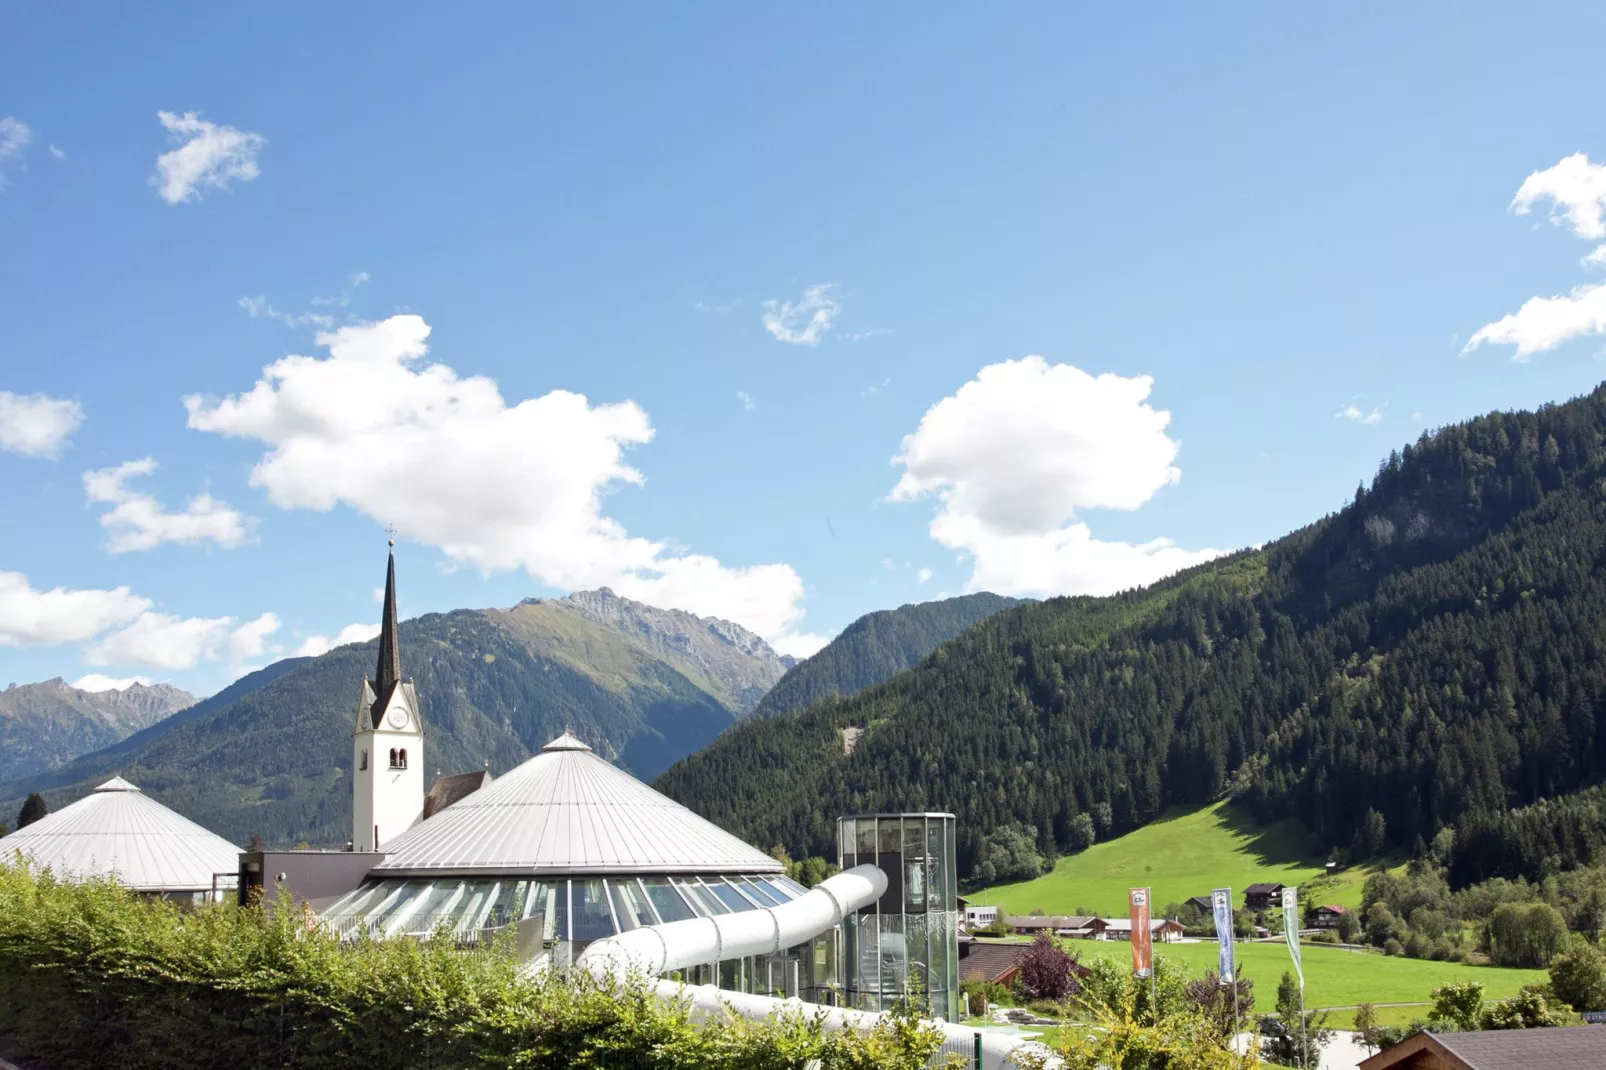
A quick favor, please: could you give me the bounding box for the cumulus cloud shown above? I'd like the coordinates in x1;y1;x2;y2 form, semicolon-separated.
0;391;83;457
1336;403;1385;424
1465;281;1606;360
83;457;254;553
761;284;840;346
71;673;153;692
0;572;151;647
1511;152;1606;239
889;357;1223;597
151;110;265;205
0;117;31;185
294;621;381;658
184;314;814;645
86;610;279;671
1470;152;1606;359
916;568;933;583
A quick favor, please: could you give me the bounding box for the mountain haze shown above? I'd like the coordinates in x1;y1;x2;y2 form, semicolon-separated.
657;384;1606;887
0;679;195;781
0;590;787;847
751;592;1022;720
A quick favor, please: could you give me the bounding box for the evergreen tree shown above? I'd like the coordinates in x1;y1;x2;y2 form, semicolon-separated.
16;794;47;830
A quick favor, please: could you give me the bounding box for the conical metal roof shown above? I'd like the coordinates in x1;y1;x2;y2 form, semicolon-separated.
372;734;783;876
0;778;241;892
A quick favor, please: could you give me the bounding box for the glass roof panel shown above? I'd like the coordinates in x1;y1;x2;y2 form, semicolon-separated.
674;877;729;916
738;877;785;906
706;879;758;913
641;877;695;922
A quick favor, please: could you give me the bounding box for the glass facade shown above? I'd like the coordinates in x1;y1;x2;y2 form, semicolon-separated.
836;813;958;1019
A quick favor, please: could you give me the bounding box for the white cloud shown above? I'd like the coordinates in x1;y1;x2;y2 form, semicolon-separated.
0;116;31;185
1465;280;1606;360
184;314;815;646
844;329;894;342
0;572;150;647
239;295;334;329
917;568;933;584
0;391;83;457
761;284;840;346
1582;244;1606;269
769;632;830;659
151;110;265;205
691;298;741;314
294;621;381;658
1511;152;1606;239
1335;403;1384;425
86;610;278;671
71;673;153;692
311;271;371;308
737;390;756;411
83;457;254;553
48;145;65;161
889;357;1223;597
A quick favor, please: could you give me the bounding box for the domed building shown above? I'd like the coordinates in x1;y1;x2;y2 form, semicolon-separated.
0;776;241;901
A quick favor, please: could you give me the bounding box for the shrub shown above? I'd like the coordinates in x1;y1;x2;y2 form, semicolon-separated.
1480;984;1565;1029
1017;933;1079;1002
1487;901;1570;967
1182;970;1255;1035
1383;937;1404;956
1549;938;1606;1012
0;863;945;1070
1429;981;1485;1031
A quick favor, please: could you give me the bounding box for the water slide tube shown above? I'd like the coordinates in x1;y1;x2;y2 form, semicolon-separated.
541;864;1032;1070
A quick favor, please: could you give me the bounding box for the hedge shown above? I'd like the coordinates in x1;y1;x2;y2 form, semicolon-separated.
0;863;950;1069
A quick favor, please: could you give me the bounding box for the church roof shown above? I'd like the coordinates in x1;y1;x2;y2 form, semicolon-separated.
368;543;403;729
372;733;783;876
423;769;492;819
0;777;241;892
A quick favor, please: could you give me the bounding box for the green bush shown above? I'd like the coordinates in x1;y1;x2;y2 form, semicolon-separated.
0;863;947;1070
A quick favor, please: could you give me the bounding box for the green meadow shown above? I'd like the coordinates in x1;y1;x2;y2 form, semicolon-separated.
972;800;1383;917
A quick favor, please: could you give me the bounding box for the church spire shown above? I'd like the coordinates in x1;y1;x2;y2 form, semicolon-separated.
374;540;401;694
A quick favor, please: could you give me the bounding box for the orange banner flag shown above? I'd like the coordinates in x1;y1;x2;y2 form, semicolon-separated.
1129;887;1153;978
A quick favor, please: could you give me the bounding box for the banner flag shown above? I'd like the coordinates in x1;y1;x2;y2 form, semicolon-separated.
1128;887;1153;978
1282;885;1304;989
1211;887;1235;983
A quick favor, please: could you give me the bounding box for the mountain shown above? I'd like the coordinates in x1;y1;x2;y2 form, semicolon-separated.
751;593;1023;719
530;587;788;712
0;679;195;781
0;590;787;847
655;384;1606;887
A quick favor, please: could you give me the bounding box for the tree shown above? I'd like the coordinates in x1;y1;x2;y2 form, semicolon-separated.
1487;902;1570;968
1480;984;1564;1029
247;832;266;853
1549;938;1606;1012
1336;911;1360;944
0;822;8;839
971;822;1048;886
789;856;837;888
1355;808;1387;858
1016;933;1078;1002
16;794;47;830
1429;981;1484;1032
1066;811;1096;852
1258;971;1329;1067
1183;970;1255;1035
1352;1004;1379;1055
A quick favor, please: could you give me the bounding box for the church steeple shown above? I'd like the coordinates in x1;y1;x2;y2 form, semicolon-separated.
374;540;402;696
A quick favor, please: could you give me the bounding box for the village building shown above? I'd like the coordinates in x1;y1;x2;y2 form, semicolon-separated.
1357;1028;1603;1070
1243;882;1285;910
1311;903;1350;929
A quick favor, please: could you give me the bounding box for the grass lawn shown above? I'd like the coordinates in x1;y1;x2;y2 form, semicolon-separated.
1066;940;1545;1018
971;800;1396;917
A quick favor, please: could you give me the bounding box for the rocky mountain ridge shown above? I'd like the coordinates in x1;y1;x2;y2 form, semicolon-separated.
0;678;196;781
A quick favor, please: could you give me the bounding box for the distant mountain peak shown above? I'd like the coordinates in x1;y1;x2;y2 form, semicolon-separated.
0;678;195;782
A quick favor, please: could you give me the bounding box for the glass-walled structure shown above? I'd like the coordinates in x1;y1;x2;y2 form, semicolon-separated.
836;813;958;1019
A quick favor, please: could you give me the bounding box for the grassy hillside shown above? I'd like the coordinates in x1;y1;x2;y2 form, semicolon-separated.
973;801;1378;916
752;593;1022;719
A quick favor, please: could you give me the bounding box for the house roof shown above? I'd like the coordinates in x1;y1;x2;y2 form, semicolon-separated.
0;777;240;892
960;942;1028;985
422;769;492;819
372;733;784;876
1007;914;1098;928
1358;1028;1604;1070
1316;904;1349;914
1244;882;1284;895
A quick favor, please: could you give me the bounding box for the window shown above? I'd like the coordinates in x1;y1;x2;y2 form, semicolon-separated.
360;749;368;771
389;748;408;769
399;748;408;769
389;748;398;768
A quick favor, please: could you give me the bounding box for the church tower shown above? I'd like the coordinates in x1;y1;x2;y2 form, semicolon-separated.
352;542;424;851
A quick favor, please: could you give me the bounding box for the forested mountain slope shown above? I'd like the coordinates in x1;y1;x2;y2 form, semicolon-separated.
752;593;1021;719
0;679;194;781
0;593;784;847
656;385;1606;886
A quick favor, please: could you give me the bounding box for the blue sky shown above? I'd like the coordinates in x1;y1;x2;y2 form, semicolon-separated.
5;3;1606;696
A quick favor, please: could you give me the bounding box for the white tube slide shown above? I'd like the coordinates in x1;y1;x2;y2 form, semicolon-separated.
552;865;1031;1070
